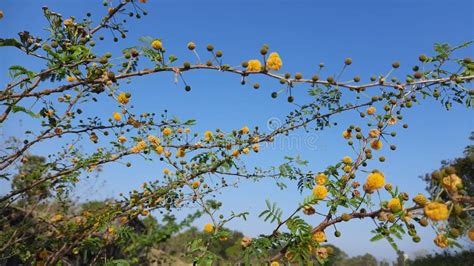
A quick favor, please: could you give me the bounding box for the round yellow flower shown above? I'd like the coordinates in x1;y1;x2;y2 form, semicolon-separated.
163;168;170;175
266;52;283;71
343;165;351;173
67;76;76;82
117;92;129;104
63;18;74;26
424;202;449;221
241;236;252;247
468;228;474;241
192;180;200;189
342;156;352;164
369;129;380;138
413;194;427;206
240;126;250;134
434;234;448;248
155;145;164;154
50;214;63;223
370;140;383;150
313;185;328;200
252;144;260;152
151;39;163;50
270;262;280;266
247;59;262;72
113;112;121;121
315;173;327;185
147;135;160;145
242;147;250;154
118;136;127;143
442;174;462;192
177;148;186;157
388;117;397;125
342;130;352;139
387;198;402;213
367;106;376;115
204;131;213;141
162;127;172;136
232;150;240;157
203;223;214;233
365;172;385;191
312;231;326;243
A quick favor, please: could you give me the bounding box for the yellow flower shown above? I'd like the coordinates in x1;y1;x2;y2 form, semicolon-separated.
312;231;326;243
434;234;448;248
266;52;283;71
342;130;352;139
468;228;474;241
367;106;376;115
241;237;252;248
240;126;250;134
370;140;383;150
151;39;163;50
113;112;121;121
204;131;213;141
163;168;170;175
424;202;449;221
192;180;200;189
316;247;329;259
184;128;191;133
270;262;280;266
388;117;397;125
155;145;164;154
343;165;351;173
442;174;462;192
387;198;402;213
242;147;250;154
247;59;262;72
342;156;352;164
117;93;129;104
50;214;63;223
163;127;172;136
315;173;327;185
147;135;160;145
369;129;380;138
131;141;146;153
364;172;385;191
177;148;186;157
413;194;428;206
63;18;74;26
232;150;240;157
313;185;328;200
67;76;76;82
203;223;214;233
252;144;260;152
118;136;127;143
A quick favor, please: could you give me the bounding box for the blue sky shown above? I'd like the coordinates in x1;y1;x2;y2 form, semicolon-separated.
1;0;474;262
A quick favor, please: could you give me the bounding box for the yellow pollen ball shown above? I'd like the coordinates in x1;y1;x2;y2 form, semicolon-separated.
247;59;262;72
365;172;385;191
367;106;376;115
266;52;283;71
312;231;326;243
387;198;402;212
163;128;172;136
203;223;214;233
424;202;449;221
371;140;383;150
113;112;121;121
315;173;327;185
151;39;163;50
313;185;328;200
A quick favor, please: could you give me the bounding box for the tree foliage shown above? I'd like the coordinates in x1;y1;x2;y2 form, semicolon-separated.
0;0;473;265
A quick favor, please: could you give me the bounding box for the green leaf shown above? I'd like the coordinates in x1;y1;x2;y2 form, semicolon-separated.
11;105;40;118
0;38;22;48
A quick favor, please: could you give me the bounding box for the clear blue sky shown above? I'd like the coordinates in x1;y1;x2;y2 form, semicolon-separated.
1;0;474;262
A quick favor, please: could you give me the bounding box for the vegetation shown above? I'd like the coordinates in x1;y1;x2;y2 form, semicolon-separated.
0;0;473;265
